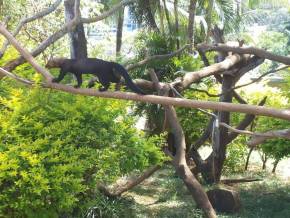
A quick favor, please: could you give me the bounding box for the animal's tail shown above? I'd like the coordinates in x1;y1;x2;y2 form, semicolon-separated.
113;63;146;95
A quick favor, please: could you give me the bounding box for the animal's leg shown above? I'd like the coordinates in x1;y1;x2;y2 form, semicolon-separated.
52;69;66;83
74;74;83;88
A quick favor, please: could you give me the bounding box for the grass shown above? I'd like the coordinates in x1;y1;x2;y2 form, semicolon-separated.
86;164;290;218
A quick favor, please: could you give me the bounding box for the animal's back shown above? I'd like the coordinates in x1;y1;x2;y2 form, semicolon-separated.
69;58;108;74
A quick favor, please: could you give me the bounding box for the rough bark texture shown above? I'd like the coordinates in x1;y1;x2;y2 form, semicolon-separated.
149;70;216;218
64;0;87;59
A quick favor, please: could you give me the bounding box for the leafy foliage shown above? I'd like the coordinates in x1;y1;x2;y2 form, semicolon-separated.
0;83;164;217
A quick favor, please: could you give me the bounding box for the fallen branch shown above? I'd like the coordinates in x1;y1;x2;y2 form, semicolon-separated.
221;178;262;185
197;43;290;65
98;165;161;197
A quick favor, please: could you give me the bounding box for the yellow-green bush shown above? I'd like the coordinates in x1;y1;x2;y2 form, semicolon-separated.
0;83;164;217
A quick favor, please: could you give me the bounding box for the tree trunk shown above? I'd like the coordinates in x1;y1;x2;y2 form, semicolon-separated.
245;147;254;171
162;0;172;34
157;0;165;35
64;0;87;59
144;0;159;32
260;152;268;170
205;0;214;43
187;0;197;53
150;70;216;218
272;159;279;173
174;0;180;50
116;6;124;56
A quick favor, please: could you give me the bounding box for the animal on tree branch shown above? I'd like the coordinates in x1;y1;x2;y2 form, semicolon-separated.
45;58;145;94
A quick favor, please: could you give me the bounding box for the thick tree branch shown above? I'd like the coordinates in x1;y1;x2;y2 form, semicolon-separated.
197;43;290;65
180;54;243;89
149;69;216;218
2;66;290;122
0;0;62;58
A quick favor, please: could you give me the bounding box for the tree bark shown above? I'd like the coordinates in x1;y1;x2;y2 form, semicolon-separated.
116;6;124;56
187;0;197;53
144;0;159;32
272;159;279;173
245;147;254;171
149;70;216;218
174;0;180;50
64;0;87;59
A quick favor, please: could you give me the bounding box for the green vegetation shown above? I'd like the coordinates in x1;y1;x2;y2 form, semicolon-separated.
0;82;164;217
0;0;289;217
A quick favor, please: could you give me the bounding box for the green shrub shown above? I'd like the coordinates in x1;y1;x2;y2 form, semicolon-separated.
0;84;164;217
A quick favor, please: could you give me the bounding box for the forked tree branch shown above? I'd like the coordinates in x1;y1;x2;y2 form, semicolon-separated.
149;69;216;218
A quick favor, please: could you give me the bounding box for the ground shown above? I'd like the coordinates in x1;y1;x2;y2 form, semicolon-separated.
116;156;290;218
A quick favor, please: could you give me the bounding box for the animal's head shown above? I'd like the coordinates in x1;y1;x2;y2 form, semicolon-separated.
45;58;66;68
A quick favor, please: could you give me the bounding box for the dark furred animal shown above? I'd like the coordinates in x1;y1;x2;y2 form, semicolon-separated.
45;58;145;94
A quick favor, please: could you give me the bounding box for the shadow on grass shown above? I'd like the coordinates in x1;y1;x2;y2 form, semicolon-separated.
89;167;290;218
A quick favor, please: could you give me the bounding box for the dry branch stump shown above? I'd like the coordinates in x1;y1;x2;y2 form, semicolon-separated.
206;187;241;213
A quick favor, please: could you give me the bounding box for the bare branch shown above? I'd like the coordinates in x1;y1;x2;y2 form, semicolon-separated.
126;44;190;71
233;65;289;90
227;97;267;143
221;122;290;142
0;24;53;81
197;43;290;65
0;0;62;57
248;129;290;147
0;67;33;85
